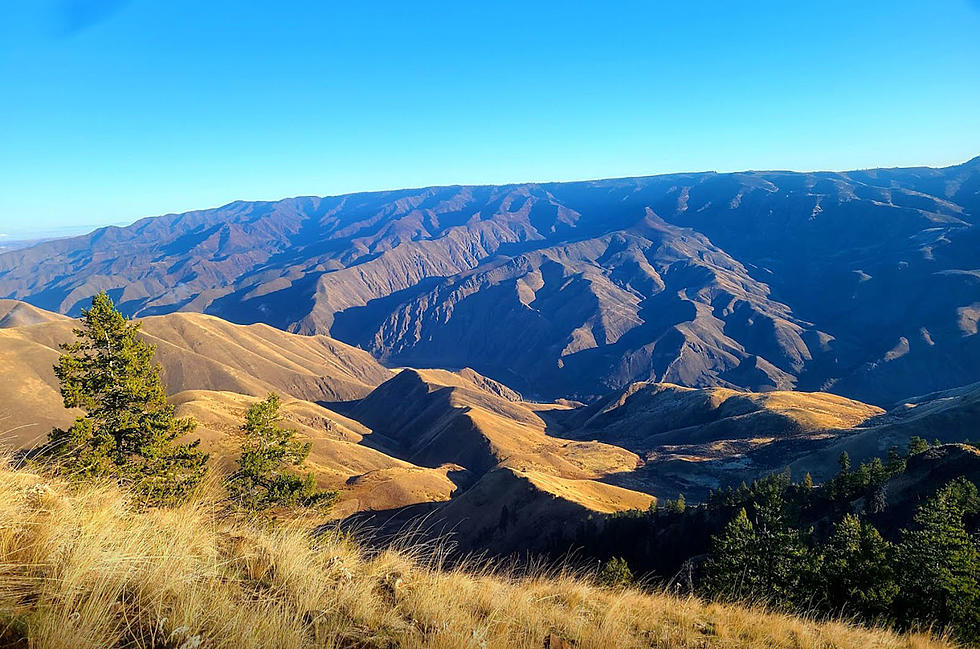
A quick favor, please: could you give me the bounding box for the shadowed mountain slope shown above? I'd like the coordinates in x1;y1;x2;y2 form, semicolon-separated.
2;158;978;403
348;368;642;483
340;367;655;546
169;390;459;517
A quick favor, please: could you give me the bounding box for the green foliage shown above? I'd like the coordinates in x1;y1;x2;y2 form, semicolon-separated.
907;435;931;456
820;514;897;621
885;446;906;475
664;493;686;514
597;556;634;588
704;508;756;597
826;451;903;506
894;478;980;642
227;393;338;511
707;472;792;511
45;292;208;505
705;490;816;610
704;448;980;643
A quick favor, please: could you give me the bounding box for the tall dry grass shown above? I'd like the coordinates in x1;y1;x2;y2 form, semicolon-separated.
0;458;957;649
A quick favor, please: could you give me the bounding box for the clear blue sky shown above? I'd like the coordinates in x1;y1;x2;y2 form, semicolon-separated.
1;0;979;237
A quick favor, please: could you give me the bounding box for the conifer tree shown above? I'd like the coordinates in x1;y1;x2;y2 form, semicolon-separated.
894;478;980;642
597;556;634;588
46;292;208;505
706;490;815;609
820;514;897;621
227;393;338;510
866;485;888;515
705;507;756;598
829;451;855;502
885;446;906;475
802;472;814;490
907;436;930;456
750;489;815;608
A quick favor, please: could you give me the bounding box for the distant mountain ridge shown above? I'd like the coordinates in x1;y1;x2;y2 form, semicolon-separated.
1;157;978;404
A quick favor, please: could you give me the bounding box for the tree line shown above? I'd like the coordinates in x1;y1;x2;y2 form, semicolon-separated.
578;442;980;644
705;460;980;643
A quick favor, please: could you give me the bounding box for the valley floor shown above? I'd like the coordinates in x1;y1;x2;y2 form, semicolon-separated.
0;460;952;649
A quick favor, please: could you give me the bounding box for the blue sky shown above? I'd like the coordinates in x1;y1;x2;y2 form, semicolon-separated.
1;0;979;237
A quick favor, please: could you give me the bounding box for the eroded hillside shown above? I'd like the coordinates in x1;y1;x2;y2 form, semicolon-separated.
2;158;978;403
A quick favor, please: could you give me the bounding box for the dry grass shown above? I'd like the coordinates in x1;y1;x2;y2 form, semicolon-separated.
0;460;956;649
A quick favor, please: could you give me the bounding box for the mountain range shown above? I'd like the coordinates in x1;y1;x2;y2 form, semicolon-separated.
2;297;979;555
1;157;979;554
2;157;978;405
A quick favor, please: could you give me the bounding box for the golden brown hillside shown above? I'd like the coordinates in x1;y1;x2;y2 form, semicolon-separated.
0;460;952;649
789;381;980;482
0;300;392;446
348;369;652;519
0;300;68;328
0;302;652;522
538;381;889;499
170;390;460;517
0;302;462;518
351;368;641;480
554;381;883;453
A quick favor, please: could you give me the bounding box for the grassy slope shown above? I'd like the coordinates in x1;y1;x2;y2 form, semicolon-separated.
0;462;952;649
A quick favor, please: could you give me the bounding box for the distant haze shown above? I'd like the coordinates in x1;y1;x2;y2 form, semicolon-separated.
0;222;131;243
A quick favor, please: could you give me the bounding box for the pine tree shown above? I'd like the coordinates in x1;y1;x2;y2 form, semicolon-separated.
705;507;756;599
885;446;906;476
866;457;888;487
706;490;815;609
802;472;814;490
866;484;888;515
597;557;634;588
894;478;980;642
828;451;853;502
227;393;338;510
907;436;930;456
45;292;208;505
751;489;815;608
820;514;897;621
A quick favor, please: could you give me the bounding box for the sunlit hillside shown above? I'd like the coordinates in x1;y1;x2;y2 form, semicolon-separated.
0;459;954;649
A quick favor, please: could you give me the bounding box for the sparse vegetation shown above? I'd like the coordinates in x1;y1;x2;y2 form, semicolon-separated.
0;459;955;649
226;392;338;511
40;292;208;506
